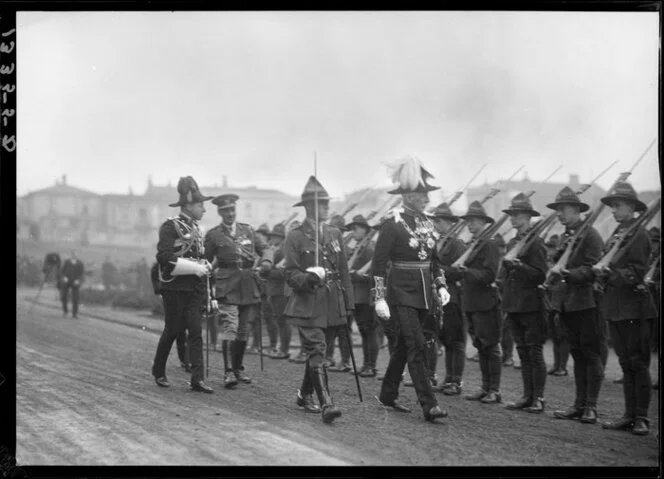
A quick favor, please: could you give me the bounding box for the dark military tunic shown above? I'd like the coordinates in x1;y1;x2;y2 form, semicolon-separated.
500;234;547;314
283;219;354;328
204;222;268;305
153;212;208;383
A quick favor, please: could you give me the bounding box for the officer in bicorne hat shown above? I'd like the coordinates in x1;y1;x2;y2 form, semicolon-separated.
345;214;380;377
596;182;658;436
447;201;503;404
372;156;451;422
499;193;548;414
546;186;605;424
430;202;468;396
283;175;355;424
204;193;271;389
152;176;214;393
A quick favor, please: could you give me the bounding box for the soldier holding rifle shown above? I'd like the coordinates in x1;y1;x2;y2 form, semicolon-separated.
346;214;380;377
447;201;503;404
430;202;467;396
372;156;450;422
264;223;292;360
204;193;271;389
547;187;605;424
595;183;659;436
283;175;355;424
151;176;214;393
499;193;548;413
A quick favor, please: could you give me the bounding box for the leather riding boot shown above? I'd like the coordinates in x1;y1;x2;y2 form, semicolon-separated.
297;363;320;413
634;368;652;421
516;346;533;404
311;367;341;424
233;340;252;383
622;370;637;420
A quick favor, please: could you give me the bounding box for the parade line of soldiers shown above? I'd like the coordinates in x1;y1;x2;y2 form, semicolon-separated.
149;155;660;434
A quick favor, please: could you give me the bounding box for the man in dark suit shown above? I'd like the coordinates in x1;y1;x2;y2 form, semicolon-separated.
204;194;271;389
151;176;214;393
447;202;502;404
597;183;658;436
373;156;450;422
283;176;354;424
548;187;605;424
499;194;548;413
60;250;85;318
431;203;467;396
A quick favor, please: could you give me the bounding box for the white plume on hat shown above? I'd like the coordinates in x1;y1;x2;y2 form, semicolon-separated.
387;155;433;191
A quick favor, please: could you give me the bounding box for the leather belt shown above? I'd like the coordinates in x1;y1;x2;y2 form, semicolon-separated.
392;261;430;270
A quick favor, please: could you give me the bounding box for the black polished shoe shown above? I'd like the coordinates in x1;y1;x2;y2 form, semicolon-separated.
234;369;252;384
191;380;214;393
553;406;584;420
547;366;558;375
465;389;488;401
155;376;170;387
502;358;514;367
180;362;192;373
480;391;502;404
223;370;238;389
631;418;650;436
552;369;569;377
423;405;448;422
376;396;412;413
505;396;532;410
602;416;635;431
613;375;624;384
321;405;342;424
580;406;597;424
524;398;545;414
296;389;321;413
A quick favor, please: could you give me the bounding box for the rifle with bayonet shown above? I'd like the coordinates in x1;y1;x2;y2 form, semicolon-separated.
592;197;661;274
438;165;524;255
542;138;656;289
452;165;562;268
502;161;617;268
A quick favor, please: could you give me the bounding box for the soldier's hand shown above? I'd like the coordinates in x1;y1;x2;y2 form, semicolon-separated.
438;287;451;306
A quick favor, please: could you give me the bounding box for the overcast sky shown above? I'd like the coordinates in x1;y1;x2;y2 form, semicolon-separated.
16;11;660;202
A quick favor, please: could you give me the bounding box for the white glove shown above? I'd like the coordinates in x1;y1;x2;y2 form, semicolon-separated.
171;258;209;278
375;299;391;320
211;299;218;310
305;266;326;282
438;287;451;306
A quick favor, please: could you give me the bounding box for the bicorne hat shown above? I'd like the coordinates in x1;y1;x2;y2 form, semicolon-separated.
387;156;440;195
460;201;495;224
169;176;214;207
212;193;240;210
546;186;589;213
502;192;540;217
600;181;647;213
293;176;331;207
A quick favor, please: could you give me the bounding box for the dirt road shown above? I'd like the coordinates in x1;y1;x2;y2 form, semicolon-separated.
16;288;661;466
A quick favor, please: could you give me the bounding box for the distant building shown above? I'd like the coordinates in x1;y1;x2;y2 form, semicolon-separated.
17;175;300;247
